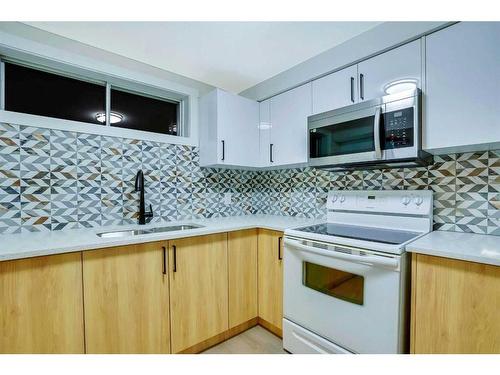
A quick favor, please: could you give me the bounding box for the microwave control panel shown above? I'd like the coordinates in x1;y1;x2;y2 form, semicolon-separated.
383;107;414;149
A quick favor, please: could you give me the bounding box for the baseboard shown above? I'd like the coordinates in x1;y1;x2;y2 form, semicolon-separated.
179;317;259;354
257;317;283;338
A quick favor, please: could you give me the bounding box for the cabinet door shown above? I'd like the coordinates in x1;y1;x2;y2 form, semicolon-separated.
169;233;228;353
82;242;170;354
228;229;258;328
0;253;84;353
312;65;358;114
358;39;422;102
424;22;500;151
270;83;312;166
217;89;259;166
200;89;259;168
258;229;284;336
259;99;272;167
411;254;500;353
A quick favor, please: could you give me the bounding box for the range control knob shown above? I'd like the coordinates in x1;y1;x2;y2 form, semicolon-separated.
339;195;346;203
401;196;411;206
414;196;424;206
331;194;338;203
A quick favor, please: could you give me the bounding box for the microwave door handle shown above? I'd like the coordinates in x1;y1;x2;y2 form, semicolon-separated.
284;238;399;269
374;106;382;159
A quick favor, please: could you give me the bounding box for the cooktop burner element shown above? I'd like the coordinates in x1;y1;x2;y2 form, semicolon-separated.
293;223;421;245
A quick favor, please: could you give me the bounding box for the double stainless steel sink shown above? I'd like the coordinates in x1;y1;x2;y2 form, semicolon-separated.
96;224;204;238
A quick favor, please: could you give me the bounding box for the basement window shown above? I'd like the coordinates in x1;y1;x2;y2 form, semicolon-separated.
110;87;179;136
1;61;184;137
4;62;106;125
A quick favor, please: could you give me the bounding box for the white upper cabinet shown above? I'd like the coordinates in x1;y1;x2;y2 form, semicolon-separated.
424;22;500;152
312;65;358;115
258;99;272;167
357;39;422;102
200;89;259;167
266;83;312;167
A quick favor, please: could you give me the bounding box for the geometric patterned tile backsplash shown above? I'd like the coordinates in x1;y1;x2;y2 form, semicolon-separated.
0;122;499;236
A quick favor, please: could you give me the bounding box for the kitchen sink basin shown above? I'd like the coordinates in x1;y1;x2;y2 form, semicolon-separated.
147;224;203;233
96;224;204;238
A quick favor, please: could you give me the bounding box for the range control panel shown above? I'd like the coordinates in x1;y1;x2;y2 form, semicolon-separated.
327;190;432;216
383;107;414;149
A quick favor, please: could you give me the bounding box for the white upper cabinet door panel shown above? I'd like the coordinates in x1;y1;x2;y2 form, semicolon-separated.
270;83;312;166
424;22;500;152
312;65;358;115
358;39;422;102
259;99;271;167
217;89;259;166
199;89;259;167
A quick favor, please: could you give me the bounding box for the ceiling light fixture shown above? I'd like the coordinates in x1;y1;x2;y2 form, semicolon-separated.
95;112;123;124
383;79;418;95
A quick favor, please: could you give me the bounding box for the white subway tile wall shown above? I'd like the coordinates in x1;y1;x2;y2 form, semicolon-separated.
0;123;498;235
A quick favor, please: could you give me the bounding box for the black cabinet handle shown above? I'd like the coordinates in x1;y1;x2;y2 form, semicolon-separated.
270;143;274;163
350;77;355;103
221;140;225;161
172;245;177;272
359;73;365;100
278;236;283;260
162;246;167;275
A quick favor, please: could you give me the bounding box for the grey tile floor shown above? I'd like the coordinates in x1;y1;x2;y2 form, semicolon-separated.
202;326;287;354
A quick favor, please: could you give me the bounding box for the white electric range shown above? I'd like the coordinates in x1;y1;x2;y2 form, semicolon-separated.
283;189;433;354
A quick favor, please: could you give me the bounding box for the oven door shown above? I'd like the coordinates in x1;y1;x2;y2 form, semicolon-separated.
283;236;406;354
308;105;385;167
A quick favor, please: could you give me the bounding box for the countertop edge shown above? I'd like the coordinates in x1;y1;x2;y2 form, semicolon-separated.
406;231;500;267
0;217;308;262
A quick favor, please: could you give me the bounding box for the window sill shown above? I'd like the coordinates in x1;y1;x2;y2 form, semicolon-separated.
0;110;197;146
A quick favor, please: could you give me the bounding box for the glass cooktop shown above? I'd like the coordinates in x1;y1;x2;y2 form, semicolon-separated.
293;223;421;245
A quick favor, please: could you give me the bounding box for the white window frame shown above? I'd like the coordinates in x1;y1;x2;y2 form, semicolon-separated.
0;56;197;146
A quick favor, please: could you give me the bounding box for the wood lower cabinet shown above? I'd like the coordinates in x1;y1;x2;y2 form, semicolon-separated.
228;229;258;328
82;242;170;354
411;254;500;354
0;229;286;353
257;229;284;336
169;233;229;353
0;253;85;353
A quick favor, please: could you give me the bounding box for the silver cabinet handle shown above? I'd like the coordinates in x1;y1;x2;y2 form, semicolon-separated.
373;107;382;159
269;143;274;163
359;73;364;100
350;77;355;103
221;140;225;161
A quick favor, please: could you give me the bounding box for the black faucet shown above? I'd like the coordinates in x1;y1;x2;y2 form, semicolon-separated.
134;170;153;225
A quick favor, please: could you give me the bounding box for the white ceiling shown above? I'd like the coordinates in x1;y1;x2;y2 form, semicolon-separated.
25;22;381;93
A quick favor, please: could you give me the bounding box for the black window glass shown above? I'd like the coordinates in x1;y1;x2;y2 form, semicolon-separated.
110;88;179;135
4;63;105;125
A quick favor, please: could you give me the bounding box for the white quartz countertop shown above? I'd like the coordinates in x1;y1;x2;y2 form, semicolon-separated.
0;215;320;262
406;231;500;267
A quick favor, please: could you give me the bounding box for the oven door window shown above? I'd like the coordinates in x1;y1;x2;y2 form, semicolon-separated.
309;115;375;158
303;262;364;305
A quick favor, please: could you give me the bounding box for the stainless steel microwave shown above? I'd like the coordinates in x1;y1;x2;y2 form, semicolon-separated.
308;89;432;170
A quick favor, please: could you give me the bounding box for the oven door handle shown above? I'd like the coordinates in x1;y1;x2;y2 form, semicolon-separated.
284;238;399;270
